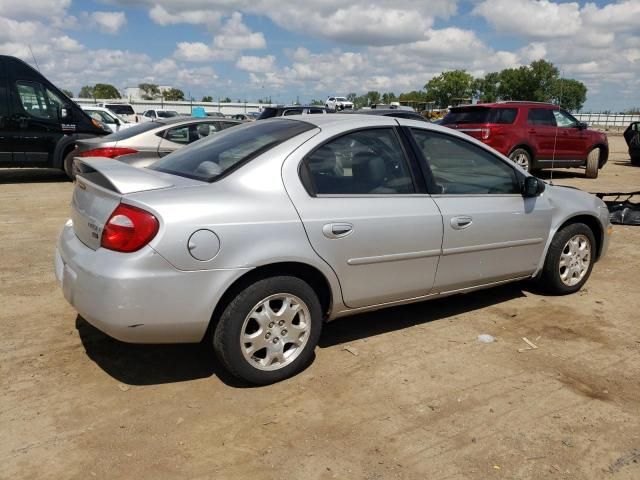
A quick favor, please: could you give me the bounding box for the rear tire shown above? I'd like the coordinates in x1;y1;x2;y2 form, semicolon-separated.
509;148;531;172
537;223;596;295
213;276;322;385
585;148;600;178
630;154;640;167
63;151;76;181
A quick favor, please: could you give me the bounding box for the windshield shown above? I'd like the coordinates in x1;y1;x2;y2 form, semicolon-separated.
336;97;348;101
150;119;315;182
105;104;135;115
158;111;179;118
443;107;517;125
102;121;160;140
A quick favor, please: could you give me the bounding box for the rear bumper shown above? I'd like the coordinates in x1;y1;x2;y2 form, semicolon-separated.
55;222;248;343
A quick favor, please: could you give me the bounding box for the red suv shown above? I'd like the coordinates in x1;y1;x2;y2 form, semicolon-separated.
442;102;608;178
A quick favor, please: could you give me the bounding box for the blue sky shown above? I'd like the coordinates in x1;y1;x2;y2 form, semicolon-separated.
2;0;638;111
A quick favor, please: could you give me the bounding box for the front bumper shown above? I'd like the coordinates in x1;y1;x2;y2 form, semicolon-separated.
55;222;247;343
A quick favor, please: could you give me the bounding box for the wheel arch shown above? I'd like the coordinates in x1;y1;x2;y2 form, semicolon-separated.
590;143;609;168
556;214;604;261
204;261;334;341
508;143;535;160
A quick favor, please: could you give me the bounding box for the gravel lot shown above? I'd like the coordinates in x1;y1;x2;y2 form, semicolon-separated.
1;135;639;479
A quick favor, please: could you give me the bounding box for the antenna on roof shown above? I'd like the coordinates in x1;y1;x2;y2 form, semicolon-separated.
550;69;564;186
28;45;40;72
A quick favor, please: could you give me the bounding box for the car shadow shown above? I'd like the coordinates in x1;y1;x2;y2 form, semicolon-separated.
76;283;527;387
319;282;527;348
75;316;251;388
536;169;586;180
0;168;70;184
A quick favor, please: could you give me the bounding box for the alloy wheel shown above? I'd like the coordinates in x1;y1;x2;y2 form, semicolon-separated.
559;234;591;286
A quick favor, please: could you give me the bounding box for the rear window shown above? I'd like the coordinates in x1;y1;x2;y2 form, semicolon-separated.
257;107;278;120
105;104;135;115
158;111;179;118
103;121;160;140
149;119;315;182
443;107;517;125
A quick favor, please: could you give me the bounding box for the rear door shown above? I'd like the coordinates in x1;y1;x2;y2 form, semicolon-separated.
407;126;551;291
284;125;443;309
526;108;557;160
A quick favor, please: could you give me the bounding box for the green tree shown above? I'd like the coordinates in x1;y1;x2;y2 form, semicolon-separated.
551;78;587;111
346;92;357;103
310;99;325;106
163;88;185;101
92;83;121;99
398;90;430;103
366;91;381;105
138;83;160;100
201;95;213;102
221;96;232;103
61;89;74;98
78;85;95;98
424;70;474;108
381;92;397;104
473;72;500;103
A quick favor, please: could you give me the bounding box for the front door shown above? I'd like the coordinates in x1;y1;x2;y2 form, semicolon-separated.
408;127;552;292
552;109;587;160
286;127;443;309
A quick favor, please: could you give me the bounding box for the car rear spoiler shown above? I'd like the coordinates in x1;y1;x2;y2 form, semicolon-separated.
75;157;174;195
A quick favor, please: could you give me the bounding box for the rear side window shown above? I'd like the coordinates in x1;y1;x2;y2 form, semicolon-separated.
443;107;516;124
492;108;517;124
164;122;218;145
150;119;314;182
528;108;556;126
257;107;277;119
283;109;302;116
302;128;415;195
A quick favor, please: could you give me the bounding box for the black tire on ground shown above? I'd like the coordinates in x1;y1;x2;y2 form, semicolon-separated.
630;154;640;167
537;222;596;295
585;147;600;178
213;276;323;385
63;151;76;181
509;148;532;172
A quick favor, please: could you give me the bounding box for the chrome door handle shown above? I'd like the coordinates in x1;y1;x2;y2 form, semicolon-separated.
451;216;472;230
322;223;353;239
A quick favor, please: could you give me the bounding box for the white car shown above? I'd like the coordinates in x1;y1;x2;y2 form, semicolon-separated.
140;109;181;122
81;106;134;133
96;103;138;123
326;96;354;111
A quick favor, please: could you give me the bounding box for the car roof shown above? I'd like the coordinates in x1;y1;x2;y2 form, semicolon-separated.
143;117;242;127
455;101;557;109
341;109;421;116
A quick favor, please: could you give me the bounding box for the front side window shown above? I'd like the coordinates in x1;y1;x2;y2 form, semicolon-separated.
151;119;314;182
553;110;578;128
86;110;113;123
527;108;556;126
302;128;415;195
411;129;519;195
16;81;54;120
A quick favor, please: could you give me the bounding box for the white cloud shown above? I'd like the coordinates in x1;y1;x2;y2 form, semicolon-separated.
0;0;71;18
173;41;234;62
212;12;266;50
236;55;276;72
149;5;221;27
90;11;127;34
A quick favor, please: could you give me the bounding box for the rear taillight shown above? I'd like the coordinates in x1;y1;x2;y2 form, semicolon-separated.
101;204;159;252
79;147;138;159
481;127;491;140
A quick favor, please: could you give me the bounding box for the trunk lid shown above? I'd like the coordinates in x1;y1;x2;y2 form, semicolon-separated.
70;157;198;250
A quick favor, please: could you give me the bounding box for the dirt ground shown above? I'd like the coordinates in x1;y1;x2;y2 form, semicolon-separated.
1;135;639;480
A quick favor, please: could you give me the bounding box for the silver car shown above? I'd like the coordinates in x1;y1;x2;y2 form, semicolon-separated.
55;115;612;384
64;117;241;177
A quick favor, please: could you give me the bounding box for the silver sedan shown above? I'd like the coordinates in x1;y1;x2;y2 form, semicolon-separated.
55;114;612;384
63;117;241;177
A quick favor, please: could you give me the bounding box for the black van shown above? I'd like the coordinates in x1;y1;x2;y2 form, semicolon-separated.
0;55;108;178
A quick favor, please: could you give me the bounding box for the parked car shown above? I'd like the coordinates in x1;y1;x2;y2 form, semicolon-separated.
64;117;241;177
139;109;181;122
257;105;329;119
231;112;260;122
341;108;427;121
325;96;354;111
97;103;138;123
56;114;611;385
206;111;226;118
81;106;134;133
623;122;640;166
442;102;608;178
0;55;109;178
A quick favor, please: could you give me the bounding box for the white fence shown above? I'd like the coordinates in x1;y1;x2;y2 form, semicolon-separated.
72;98;273;116
574;113;640;128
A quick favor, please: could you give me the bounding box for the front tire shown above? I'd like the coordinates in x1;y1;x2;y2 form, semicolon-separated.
537;223;596;295
630;154;640;167
585;148;600;178
213;276;322;385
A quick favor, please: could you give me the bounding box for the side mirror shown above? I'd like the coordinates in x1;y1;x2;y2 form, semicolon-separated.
578;122;588;130
523;176;545;197
113;118;120;125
